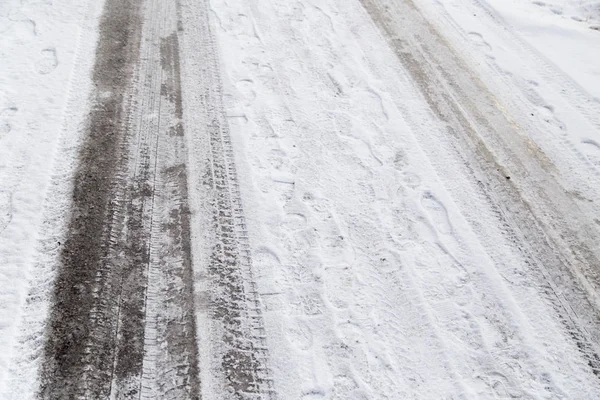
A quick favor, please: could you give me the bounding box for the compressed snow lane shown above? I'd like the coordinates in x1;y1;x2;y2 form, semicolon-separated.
36;0;274;397
37;0;201;397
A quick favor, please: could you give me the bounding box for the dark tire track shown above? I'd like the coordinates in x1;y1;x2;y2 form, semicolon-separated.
38;0;200;398
38;0;144;396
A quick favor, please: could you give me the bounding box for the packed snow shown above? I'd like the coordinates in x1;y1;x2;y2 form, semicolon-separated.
1;0;600;398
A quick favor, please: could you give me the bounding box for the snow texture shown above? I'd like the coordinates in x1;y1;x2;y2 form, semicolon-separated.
1;0;600;398
0;0;103;397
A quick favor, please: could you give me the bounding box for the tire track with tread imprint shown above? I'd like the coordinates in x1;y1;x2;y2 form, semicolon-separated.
39;0;200;398
177;0;277;397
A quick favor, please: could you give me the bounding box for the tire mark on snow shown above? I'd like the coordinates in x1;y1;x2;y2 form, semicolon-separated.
39;0;201;397
137;8;200;397
434;0;600;185
179;0;277;396
0;0;100;395
38;0;144;396
361;0;600;385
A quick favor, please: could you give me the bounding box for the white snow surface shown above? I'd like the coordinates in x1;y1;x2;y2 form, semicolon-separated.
214;0;600;398
485;0;600;99
417;0;600;182
1;0;600;398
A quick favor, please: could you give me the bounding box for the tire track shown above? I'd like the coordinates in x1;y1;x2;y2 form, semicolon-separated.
468;0;600;130
361;0;600;378
426;0;600;188
178;0;277;397
38;0;144;396
0;0;102;397
39;0;200;398
138;0;200;396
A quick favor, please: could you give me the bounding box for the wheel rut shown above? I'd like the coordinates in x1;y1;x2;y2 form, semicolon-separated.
38;0;144;396
361;0;600;380
39;0;201;398
177;0;277;396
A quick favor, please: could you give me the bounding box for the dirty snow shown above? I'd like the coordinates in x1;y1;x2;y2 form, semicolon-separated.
1;0;600;398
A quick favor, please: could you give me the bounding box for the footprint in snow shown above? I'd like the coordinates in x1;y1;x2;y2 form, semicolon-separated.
421;191;453;235
235;79;256;106
467;32;492;53
292;292;325;316
0;106;17;140
401;171;421;189
284;317;313;350
0;106;18;117
392;148;408;171
323;265;353;309
35;48;58;75
332;374;360;398
0;191;13;233
581;139;600;167
281;212;307;231
253;246;281;268
267;148;287;170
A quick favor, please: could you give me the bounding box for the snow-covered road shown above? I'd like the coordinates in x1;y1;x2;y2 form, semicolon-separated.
1;0;600;398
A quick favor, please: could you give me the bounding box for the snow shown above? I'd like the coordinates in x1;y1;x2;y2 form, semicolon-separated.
1;0;600;397
487;0;600;99
416;0;600;202
213;0;600;397
0;0;102;397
